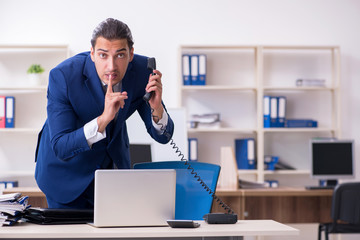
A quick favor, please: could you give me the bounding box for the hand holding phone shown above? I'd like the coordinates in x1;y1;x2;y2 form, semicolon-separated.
143;57;156;102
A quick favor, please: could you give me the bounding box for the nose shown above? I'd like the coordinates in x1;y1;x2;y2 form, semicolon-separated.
107;57;115;71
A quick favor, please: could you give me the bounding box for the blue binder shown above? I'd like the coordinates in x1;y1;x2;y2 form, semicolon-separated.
263;96;271;128
198;54;206;85
190;55;199;85
5;96;15;128
285;119;318;128
235;138;256;169
277;96;286;127
270;97;278;127
188;138;198;161
182;54;191;85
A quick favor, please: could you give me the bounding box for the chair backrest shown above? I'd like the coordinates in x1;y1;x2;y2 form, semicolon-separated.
331;182;360;224
134;161;221;220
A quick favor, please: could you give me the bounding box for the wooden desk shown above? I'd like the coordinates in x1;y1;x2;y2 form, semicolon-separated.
0;220;298;239
4;187;333;224
212;187;333;223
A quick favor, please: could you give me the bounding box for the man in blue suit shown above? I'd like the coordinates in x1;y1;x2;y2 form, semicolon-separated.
35;18;174;209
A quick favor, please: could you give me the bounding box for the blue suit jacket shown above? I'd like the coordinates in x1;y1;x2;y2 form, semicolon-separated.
35;52;174;204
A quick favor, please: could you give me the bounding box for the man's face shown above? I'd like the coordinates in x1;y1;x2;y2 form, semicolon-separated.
90;37;134;85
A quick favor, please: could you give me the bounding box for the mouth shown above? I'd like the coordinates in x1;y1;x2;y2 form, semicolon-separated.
105;73;118;81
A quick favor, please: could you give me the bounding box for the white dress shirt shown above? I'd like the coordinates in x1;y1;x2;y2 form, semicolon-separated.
83;81;168;147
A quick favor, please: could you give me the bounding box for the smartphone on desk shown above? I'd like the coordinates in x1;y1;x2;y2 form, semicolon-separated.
167;220;200;228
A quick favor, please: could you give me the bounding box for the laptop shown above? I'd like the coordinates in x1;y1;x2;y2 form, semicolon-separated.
92;169;176;227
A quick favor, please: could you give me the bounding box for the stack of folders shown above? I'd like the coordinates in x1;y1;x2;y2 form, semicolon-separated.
263;95;318;128
188;113;220;129
188;138;198;161
296;78;326;87
182;54;207;85
263;95;286;128
238;179;279;189
0;193;30;226
235;138;256;170
0;96;15;128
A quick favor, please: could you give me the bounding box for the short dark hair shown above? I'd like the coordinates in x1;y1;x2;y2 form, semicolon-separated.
91;18;134;50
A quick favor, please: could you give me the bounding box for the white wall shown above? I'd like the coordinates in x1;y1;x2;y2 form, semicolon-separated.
1;0;360;238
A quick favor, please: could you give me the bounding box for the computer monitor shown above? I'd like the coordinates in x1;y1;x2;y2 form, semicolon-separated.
129;144;152;169
310;139;355;187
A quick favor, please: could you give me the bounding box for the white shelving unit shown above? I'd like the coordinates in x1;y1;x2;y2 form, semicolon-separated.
179;45;341;186
0;45;69;182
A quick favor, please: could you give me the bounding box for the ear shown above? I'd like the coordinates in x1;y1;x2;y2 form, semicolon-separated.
129;47;134;62
90;47;95;62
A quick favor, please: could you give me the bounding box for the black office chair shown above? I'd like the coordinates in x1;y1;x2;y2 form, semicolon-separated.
318;182;360;240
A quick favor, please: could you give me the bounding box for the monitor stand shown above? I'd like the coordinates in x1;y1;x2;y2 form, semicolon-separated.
306;180;338;190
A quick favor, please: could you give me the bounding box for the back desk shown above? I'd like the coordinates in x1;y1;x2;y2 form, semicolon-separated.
4;187;333;224
212;188;333;223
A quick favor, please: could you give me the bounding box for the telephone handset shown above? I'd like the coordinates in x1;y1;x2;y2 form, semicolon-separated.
143;57;156;102
144;57;237;224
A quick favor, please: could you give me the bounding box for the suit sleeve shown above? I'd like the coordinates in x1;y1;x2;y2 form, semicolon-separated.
137;100;174;144
47;68;90;161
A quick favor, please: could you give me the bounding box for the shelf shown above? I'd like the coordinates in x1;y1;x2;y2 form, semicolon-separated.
263;128;335;133
182;85;256;91
0;86;47;91
264;170;310;175
263;86;337;91
188;127;257;133
0;170;35;178
179;45;340;186
0;44;69;52
0;128;41;134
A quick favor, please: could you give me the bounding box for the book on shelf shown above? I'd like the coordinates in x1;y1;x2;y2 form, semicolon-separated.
0;95;15;129
188;113;220;129
182;54;207;86
0;96;5;128
296;78;326;87
188;138;198;161
182;54;191;85
263;96;271;128
277;96;286;127
264;96;287;128
235;138;256;170
238;179;267;189
285;119;318;128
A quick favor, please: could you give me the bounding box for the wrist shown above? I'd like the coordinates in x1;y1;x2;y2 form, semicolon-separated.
97;114;111;133
152;106;164;123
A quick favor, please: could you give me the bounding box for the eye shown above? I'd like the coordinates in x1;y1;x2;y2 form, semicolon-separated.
117;53;125;59
99;53;107;58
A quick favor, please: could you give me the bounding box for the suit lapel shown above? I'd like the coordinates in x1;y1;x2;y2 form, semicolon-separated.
83;55;105;116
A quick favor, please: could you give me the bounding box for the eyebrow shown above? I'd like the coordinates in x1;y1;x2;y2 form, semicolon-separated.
97;48;127;52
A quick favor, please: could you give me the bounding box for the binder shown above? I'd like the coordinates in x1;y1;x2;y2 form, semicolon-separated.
270;97;278;127
198;54;206;85
235;138;255;169
182;54;191;85
285;119;318;128
263;96;271;128
190;55;199;85
0;96;5;128
5;96;15;128
188;138;198;161
277;96;286;128
23;207;93;225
